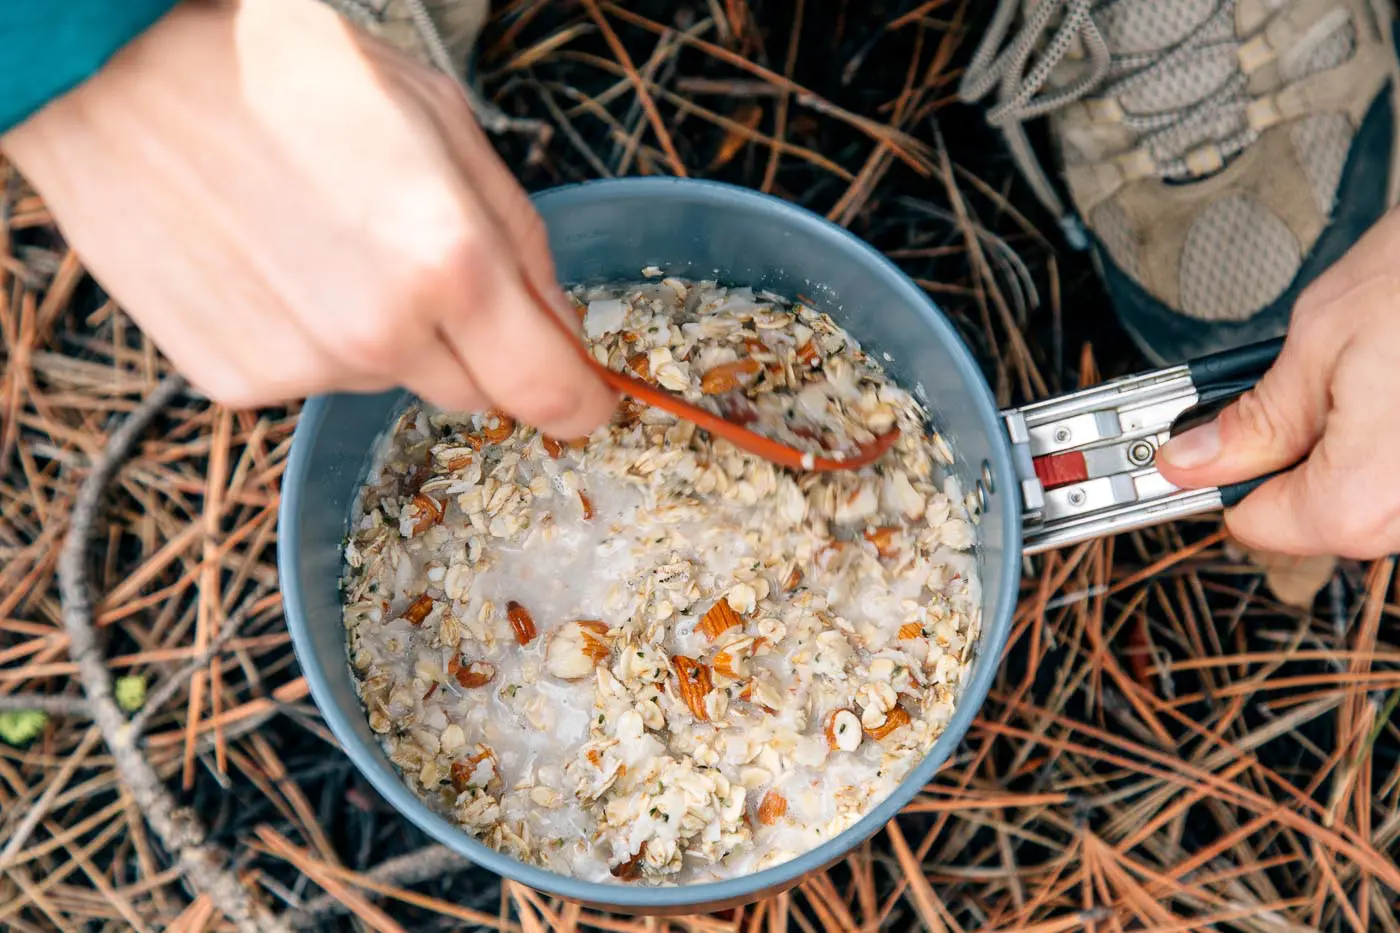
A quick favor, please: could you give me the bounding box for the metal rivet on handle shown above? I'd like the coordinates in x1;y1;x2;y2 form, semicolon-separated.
1128;440;1155;467
980;460;995;494
974;479;990;513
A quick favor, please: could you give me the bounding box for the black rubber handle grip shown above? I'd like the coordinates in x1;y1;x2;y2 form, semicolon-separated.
1218;472;1282;508
1185;336;1284;386
1177;337;1290;508
1192;377;1263;410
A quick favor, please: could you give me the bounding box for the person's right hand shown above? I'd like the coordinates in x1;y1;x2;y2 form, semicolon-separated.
1157;204;1400;560
0;0;616;438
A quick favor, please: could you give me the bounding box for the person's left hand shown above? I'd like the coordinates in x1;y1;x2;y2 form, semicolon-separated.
1156;205;1400;560
1;0;617;438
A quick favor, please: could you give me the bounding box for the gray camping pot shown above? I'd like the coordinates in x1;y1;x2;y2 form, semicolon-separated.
278;177;1278;913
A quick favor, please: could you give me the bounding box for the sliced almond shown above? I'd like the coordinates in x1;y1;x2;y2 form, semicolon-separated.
758;789;788;825
610;842;647;881
546;621;610;679
577;620;611;662
726;583;757;614
736;673;778;711
579;491;595;520
445;453;474;471
700;358;762;394
448;657;496;689
627;353;651;381
863;526;900;559
782;565;804;592
542;435;586;458
698;599;742;640
449;746;496;792
824;708;862;752
409;493;444;535
712;636;754;684
897;622;924;640
863;705;911;741
796;341;821;367
402;594;434;626
506;601;538;645
672;655;714;721
480;410;516;444
616;397;647;427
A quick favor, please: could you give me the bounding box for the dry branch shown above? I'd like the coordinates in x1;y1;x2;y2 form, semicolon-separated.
56;376;287;933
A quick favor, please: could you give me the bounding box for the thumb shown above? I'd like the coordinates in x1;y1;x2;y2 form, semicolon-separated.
1217;444;1337;556
1155;337;1334;491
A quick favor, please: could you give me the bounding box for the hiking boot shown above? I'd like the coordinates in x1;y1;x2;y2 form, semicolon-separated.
960;0;1400;366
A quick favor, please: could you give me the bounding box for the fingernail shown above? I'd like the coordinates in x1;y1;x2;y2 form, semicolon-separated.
1159;421;1221;469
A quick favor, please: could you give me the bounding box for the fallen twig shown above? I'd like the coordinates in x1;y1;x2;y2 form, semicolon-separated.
57;375;289;933
0;694;90;716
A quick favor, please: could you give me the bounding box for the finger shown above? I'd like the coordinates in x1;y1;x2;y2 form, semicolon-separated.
398;87;615;433
1153;260;1394;492
1158;207;1400;492
437;231;617;438
1221;331;1400;559
383;51;587;339
1156;337;1335;490
1221;430;1389;559
1218;450;1331;557
304;291;486;410
400;336;488;413
131;297;343;408
439;113;577;329
354;50;615;434
488;183;584;344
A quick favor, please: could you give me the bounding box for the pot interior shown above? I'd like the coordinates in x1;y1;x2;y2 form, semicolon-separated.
279;177;1021;910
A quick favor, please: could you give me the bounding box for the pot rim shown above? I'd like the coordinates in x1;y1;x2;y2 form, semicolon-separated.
278;176;1022;909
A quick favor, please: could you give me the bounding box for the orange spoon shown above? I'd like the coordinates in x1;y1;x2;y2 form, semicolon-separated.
525;276;900;472
584;360;902;471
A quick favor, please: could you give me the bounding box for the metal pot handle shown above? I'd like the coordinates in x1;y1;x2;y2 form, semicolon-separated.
1003;338;1285;555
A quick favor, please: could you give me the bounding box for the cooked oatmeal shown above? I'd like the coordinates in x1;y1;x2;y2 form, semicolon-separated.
342;277;981;884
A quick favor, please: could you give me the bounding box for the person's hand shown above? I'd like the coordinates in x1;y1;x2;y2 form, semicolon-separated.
0;0;616;438
1157;205;1400;560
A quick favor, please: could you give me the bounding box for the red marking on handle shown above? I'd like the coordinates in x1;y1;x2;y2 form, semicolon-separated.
1034;451;1089;489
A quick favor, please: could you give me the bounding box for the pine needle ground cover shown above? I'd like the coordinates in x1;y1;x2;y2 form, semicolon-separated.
0;2;1394;930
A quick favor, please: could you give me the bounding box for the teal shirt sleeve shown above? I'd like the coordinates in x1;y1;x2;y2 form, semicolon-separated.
0;0;181;133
